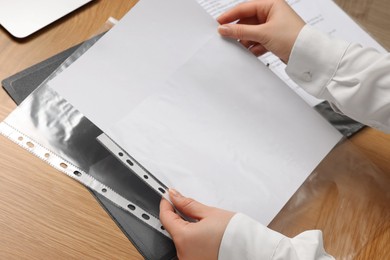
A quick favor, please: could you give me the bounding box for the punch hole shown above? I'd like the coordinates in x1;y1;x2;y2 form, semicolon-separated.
73;171;82;177
18;136;23;141
102;188;107;193
142;214;150;220
118;152;123;157
127;204;136;211
60;162;68;169
44;153;50;158
143;175;149;179
158;187;166;194
161;226;165;230
26;141;35;148
126;159;134;166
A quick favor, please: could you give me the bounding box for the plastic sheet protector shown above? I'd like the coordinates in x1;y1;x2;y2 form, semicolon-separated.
50;0;342;224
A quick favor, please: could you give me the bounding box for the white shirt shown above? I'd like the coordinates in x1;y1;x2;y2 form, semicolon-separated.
219;213;334;260
287;25;390;133
218;25;390;259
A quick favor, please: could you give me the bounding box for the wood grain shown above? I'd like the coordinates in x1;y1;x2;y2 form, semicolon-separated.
0;0;389;259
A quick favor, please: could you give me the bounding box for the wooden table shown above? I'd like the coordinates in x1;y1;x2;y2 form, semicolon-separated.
0;0;388;259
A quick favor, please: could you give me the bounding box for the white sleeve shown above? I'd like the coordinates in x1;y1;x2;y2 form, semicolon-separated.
286;25;390;133
218;213;334;260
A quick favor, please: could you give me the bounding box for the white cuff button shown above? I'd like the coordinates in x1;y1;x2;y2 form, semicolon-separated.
302;71;312;82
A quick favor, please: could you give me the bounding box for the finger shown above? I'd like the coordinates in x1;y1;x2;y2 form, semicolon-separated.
237;16;260;26
217;1;270;24
236;17;261;48
169;189;211;220
240;40;257;49
159;198;188;237
249;43;268;57
218;23;266;42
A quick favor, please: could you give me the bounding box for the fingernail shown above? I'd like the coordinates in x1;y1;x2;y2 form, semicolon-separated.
218;25;231;36
170;188;182;198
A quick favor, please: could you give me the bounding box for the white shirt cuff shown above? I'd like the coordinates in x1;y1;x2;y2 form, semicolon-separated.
218;213;285;259
285;25;350;99
218;213;334;260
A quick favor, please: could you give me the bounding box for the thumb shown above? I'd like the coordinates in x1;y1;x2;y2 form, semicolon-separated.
159;198;188;237
169;189;211;220
218;23;265;43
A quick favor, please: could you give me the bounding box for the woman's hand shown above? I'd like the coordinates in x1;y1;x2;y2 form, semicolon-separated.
217;0;305;63
160;189;235;260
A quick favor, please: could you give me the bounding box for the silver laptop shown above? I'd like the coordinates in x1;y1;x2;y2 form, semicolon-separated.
0;0;92;38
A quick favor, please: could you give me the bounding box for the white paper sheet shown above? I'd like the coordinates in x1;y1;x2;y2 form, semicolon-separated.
49;0;218;129
50;0;342;224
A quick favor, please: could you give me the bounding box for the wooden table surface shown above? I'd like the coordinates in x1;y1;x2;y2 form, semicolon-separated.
0;0;388;259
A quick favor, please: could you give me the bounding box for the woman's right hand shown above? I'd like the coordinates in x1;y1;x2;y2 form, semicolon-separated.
217;0;305;63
